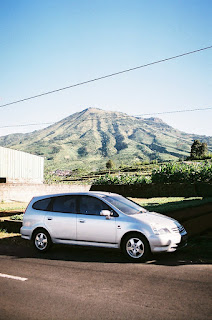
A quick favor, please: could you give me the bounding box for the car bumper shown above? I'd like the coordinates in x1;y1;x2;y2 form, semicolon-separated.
20;226;32;240
149;232;188;253
176;234;188;249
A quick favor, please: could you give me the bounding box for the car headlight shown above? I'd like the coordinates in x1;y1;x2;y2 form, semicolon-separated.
152;227;171;235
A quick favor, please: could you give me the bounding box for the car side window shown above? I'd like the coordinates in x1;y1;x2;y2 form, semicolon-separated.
52;196;77;213
33;198;52;211
79;196;110;215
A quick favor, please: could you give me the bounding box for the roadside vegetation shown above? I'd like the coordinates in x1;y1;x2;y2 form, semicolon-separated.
93;161;212;185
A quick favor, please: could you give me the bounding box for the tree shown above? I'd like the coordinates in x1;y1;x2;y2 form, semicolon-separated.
106;159;114;173
200;143;208;157
190;140;208;159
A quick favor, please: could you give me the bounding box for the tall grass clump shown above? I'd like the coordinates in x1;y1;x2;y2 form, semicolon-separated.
151;162;212;183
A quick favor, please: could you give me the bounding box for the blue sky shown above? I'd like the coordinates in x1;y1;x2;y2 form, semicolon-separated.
0;0;211;137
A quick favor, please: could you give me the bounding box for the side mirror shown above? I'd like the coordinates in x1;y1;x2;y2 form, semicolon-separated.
100;210;111;219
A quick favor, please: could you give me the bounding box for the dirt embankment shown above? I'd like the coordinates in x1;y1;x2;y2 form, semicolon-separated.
165;203;212;236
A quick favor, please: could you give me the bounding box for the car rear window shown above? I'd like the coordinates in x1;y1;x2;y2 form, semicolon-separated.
33;198;52;211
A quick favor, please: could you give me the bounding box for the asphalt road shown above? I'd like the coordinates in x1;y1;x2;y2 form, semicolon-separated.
0;239;211;320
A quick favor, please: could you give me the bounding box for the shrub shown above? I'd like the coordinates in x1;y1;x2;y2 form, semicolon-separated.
151;162;212;183
10;214;24;221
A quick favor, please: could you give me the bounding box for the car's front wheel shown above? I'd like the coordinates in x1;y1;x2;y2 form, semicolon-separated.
33;229;52;252
122;233;150;262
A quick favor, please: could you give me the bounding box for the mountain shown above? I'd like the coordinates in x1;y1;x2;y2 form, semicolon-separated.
0;108;211;170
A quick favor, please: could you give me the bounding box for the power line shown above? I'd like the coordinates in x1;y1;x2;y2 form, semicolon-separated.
0;122;54;129
1;45;212;109
0;106;211;129
135;106;212;117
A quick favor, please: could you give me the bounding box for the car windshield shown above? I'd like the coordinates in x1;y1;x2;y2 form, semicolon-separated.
102;194;146;215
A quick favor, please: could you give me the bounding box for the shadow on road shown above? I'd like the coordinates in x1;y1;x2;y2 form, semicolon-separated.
0;232;211;266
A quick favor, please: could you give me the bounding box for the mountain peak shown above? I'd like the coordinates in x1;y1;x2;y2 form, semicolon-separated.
147;117;164;123
82;107;104;114
0;107;211;170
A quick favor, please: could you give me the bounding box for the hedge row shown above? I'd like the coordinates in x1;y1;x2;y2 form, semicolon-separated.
93;174;151;185
91;183;212;198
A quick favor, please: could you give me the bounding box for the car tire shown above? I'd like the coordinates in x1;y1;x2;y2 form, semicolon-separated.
33;229;52;252
122;233;150;262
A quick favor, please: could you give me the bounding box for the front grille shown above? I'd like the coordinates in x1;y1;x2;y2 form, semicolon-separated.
172;225;185;234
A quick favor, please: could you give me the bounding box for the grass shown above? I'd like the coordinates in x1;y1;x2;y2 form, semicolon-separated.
0;228;20;238
0;201;27;213
131;197;212;213
0;229;27;246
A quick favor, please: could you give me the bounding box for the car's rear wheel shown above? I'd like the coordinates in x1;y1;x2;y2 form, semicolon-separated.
122;233;150;262
33;229;52;252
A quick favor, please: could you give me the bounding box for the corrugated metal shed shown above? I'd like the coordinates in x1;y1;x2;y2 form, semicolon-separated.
0;147;44;184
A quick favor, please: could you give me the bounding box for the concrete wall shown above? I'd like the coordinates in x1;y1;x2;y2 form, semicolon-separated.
0;184;91;202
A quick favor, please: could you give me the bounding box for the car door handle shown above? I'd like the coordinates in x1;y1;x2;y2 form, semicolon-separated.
47;217;52;220
79;219;85;223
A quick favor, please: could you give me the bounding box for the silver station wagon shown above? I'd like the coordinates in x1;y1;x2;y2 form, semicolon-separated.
21;192;187;262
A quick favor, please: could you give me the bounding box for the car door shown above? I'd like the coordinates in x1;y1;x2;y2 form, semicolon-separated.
44;196;77;240
76;195;117;244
